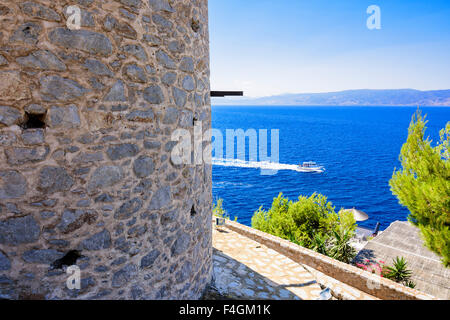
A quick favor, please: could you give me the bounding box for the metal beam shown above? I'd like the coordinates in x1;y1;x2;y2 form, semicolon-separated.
210;91;244;97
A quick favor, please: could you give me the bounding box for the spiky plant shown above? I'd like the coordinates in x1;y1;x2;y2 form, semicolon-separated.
329;229;357;264
383;257;413;284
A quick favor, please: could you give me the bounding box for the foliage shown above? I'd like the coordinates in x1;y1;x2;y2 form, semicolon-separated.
336;208;357;235
356;257;416;288
213;199;237;221
213;198;227;218
251;193;357;263
383;257;413;285
390;110;450;267
328;228;357;264
311;233;329;256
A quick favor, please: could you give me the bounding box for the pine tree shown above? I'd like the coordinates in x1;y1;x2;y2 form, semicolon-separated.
390;110;450;267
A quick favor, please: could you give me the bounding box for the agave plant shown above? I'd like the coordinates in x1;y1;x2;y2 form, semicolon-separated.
383;257;413;284
311;233;330;256
405;280;416;289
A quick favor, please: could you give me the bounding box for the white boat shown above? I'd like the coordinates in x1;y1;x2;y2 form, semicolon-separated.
297;161;325;173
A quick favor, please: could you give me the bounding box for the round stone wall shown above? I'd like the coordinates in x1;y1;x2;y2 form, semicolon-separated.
0;0;212;300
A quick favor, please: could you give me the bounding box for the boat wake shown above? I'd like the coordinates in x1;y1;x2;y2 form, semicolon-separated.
212;158;325;173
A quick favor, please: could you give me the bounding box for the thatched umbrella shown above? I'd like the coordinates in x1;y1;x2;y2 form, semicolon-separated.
344;208;369;222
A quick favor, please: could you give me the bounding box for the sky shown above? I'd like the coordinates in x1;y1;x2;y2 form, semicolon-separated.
209;0;450;97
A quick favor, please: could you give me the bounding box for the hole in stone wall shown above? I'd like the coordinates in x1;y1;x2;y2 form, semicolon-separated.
51;250;83;270
191;18;200;33
21;26;32;36
190;205;197;217
21;112;46;129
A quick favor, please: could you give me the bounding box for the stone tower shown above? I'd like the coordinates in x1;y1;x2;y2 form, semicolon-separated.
0;0;212;300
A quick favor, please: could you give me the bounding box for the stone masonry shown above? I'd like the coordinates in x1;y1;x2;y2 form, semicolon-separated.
0;0;212;300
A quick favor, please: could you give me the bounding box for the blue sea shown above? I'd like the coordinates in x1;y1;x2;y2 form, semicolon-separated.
211;106;449;231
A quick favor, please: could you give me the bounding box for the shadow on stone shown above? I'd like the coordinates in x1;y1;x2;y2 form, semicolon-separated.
209;248;304;300
279;280;318;289
352;248;376;264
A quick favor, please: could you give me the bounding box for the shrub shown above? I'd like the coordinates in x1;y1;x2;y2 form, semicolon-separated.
213;198;227;218
252;193;357;262
311;233;329;256
328;228;357;264
213;198;237;221
390;111;450;267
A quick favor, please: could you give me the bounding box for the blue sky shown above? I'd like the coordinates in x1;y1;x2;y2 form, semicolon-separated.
209;0;450;97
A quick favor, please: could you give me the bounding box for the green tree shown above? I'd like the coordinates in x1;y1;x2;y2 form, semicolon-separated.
251;193;357;262
213;198;227;218
390;111;450;267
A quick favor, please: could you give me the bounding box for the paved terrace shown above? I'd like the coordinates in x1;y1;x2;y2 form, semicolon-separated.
211;223;377;300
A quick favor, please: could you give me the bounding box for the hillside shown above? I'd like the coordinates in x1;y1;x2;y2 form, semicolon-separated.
212;89;450;106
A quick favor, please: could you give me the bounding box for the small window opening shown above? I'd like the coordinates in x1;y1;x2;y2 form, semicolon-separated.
22;112;46;129
51;250;83;270
22;26;32;35
191;18;200;33
190;205;197;217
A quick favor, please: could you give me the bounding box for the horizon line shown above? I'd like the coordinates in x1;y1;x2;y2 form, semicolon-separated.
212;88;450;100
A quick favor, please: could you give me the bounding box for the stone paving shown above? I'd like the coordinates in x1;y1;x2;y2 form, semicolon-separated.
212;225;325;300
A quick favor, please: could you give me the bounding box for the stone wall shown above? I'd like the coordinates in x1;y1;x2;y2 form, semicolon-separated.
0;0;212;300
225;221;435;300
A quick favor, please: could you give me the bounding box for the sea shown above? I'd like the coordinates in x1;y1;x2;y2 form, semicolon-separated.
211;106;449;231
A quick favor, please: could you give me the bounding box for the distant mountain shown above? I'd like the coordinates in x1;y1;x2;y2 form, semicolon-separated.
212;89;450;106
